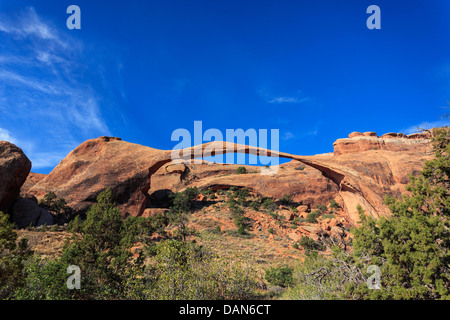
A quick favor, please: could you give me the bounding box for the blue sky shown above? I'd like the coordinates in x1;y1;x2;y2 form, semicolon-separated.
0;0;449;173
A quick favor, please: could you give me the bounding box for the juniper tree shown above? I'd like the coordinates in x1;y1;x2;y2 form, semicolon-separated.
351;127;450;299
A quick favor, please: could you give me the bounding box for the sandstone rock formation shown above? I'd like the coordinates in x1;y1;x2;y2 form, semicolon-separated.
333;132;431;156
28;136;173;217
0;141;31;212
149;160;338;208
27;130;434;226
20;172;47;196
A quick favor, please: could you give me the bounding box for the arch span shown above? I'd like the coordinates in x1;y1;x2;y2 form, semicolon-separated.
140;141;390;224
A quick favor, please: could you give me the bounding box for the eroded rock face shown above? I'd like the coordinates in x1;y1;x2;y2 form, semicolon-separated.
20;172;47;197
28;136;172;217
0;141;31;212
333;132;431;156
27;131;435;226
149;160;339;208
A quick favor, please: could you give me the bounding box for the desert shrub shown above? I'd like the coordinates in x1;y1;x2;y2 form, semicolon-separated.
315;204;328;214
124;239;260;299
234;215;251;234
13;256;74;300
265;266;294;288
299;236;324;255
280;194;293;206
250;201;260;211
59;188;149;299
285;127;450;300
236;166;247;174
348;129;450;299
306;211;320;223
39;192;75;222
168;187;200;242
262;198;276;211
67;215;83;233
0;211;33;299
329;199;339;209
282;249;357;300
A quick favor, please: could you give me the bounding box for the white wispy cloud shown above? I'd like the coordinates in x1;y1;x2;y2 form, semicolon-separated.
400;119;450;135
0;7;113;171
268;96;310;104
261;90;310;104
282;131;295;141
280;129;318;142
0;128;17;144
0;7;67;46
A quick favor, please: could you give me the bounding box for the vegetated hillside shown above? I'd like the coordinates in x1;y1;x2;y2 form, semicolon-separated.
8;130;433;269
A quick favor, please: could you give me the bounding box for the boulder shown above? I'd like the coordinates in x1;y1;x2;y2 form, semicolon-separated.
11;198;53;228
165;163;186;174
348;132;364;138
0;141;31;212
363;132;377;137
287;232;302;242
296;205;309;213
381;132;398;139
279;211;295;221
407;132;432;139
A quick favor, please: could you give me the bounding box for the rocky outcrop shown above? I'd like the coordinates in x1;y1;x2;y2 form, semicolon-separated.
28;136;173;217
28;131;435;226
20;172;47;196
333;131;431;156
0;141;32;212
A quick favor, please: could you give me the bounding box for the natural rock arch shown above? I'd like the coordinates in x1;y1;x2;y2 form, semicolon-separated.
142;141;391;224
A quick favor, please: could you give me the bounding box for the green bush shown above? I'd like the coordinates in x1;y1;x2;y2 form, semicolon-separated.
39;192;74;222
125;240;260;299
236;166;247;174
13;256;74;300
315;204;328;214
265;266;294;288
0;211;33;299
306;211;320;223
280;194;293;206
262;198;276;211
329;199;339;209
59;188;152;299
250;201;260;211
349;129;450;299
285;127;450;300
298;236;324;254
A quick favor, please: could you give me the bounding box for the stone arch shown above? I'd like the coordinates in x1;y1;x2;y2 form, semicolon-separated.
140;141;390;224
